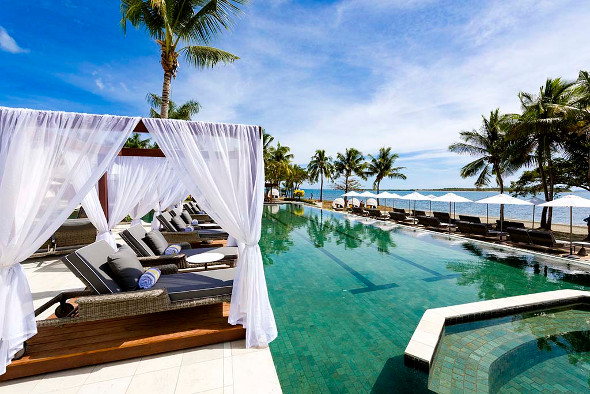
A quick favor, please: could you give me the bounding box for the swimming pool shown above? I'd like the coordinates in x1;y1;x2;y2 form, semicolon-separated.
261;204;590;393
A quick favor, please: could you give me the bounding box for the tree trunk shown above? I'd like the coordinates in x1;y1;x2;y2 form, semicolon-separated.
376;181;380;206
320;173;323;202
498;174;504;224
344;175;349;206
161;69;172;119
547;154;554;230
537;154;550;229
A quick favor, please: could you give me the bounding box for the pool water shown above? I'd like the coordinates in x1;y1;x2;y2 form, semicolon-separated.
261;204;590;393
431;306;590;393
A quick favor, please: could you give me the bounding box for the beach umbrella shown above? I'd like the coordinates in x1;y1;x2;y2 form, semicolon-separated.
426;194;437;215
400;192;430;224
358;191;377;207
433;193;473;233
342;191;361;197
376;191;401;209
539;195;590;257
475;194;532;234
527;196;545;229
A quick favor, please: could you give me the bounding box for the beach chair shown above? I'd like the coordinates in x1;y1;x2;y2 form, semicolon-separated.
459;215;482;224
393;208;406;214
469;223;505;238
528;230;570;249
157;212;228;244
433;211;454;224
34;241;234;325
411;210;427;217
388;211;410;223
496;220;525;230
120;225;237;268
506;227;532;245
172;208;221;229
368;209;387;219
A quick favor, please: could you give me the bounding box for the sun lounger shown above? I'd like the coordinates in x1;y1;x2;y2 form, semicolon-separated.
459;215;482;224
121;224;237;268
460;222;505;238
157;212;228;244
368;209;387;219
388;211;411;222
416;215;453;230
496;220;525;230
433;211;454;224
352;207;369;216
393;208;406;214
528;230;570;249
506;227;532;244
176;205;212;223
172;208;220;229
411;210;427;217
35;241;235;325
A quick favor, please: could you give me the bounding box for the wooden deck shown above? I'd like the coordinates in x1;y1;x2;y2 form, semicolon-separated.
1;302;245;382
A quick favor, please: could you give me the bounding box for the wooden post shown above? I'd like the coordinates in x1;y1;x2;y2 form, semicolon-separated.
98;173;108;222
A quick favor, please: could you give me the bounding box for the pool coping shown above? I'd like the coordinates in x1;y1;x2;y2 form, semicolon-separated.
403;289;590;372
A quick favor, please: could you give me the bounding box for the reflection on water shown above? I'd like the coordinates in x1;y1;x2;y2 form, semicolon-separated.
261;205;397;264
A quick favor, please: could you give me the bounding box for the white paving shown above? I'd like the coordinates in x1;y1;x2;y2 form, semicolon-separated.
4;221;282;394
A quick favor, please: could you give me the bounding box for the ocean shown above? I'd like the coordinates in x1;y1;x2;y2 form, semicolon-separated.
300;188;590;226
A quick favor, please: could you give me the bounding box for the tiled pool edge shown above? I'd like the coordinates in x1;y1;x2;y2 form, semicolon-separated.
403;289;590;372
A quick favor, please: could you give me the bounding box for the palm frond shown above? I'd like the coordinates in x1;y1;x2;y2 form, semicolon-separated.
180;45;238;69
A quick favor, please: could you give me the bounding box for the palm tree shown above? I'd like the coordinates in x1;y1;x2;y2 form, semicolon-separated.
366;147;406;204
307;149;333;202
124;132;154;148
449;109;517;222
267;143;293;193
121;0;245;118
333;148;367;205
147;93;201;120
514;78;577;228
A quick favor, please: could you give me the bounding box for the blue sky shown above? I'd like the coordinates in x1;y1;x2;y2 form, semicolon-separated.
2;0;590;189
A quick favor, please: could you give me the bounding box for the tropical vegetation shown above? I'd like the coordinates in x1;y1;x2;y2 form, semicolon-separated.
333;148;367;204
366;147;406;204
121;0;245;118
147;93;201;120
307;149;333;202
449;70;590;230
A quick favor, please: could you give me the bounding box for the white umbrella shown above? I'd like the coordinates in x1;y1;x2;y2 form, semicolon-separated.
539;195;590;256
358;191;377;197
426;194;437;215
433;193;473;233
376;191;401;209
527;196;545;229
400;192;430;224
342;191;361;197
475;193;532;234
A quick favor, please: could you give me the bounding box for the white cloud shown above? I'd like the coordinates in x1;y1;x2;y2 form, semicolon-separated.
0;26;28;54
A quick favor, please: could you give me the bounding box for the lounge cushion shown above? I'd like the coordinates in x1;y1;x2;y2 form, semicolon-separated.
107;248;145;291
63;241;122;294
120;225;156;257
181;211;193;225
144;230;170;255
153;268;235;302
171;216;188;231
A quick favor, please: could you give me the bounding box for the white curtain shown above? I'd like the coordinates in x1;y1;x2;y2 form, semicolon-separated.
0;107;138;375
81;184;115;248
128;157;167;227
151;164;189;230
144;118;277;348
106;156;160;235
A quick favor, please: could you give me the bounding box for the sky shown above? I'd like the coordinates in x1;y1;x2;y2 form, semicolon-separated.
1;0;590;189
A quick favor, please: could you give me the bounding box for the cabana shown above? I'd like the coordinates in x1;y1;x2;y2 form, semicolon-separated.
0;107;276;378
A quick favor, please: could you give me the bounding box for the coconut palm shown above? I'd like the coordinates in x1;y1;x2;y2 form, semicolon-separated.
333;148;367;204
267;143;294;193
513;78;577;228
147;93;201;120
449;109;517;222
124;132;154;148
365;147;406;204
121;0;245;118
307;149;333;202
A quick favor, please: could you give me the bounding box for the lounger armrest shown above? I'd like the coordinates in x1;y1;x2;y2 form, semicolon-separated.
179;242;192;250
138;254;188;269
153;264;179;275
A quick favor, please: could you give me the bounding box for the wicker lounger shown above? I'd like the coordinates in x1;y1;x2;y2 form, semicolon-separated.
157;212;228;244
36;241;234;328
121;224;237;269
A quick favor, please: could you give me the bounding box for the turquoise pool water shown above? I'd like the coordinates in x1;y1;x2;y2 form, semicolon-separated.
261;204;590;393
